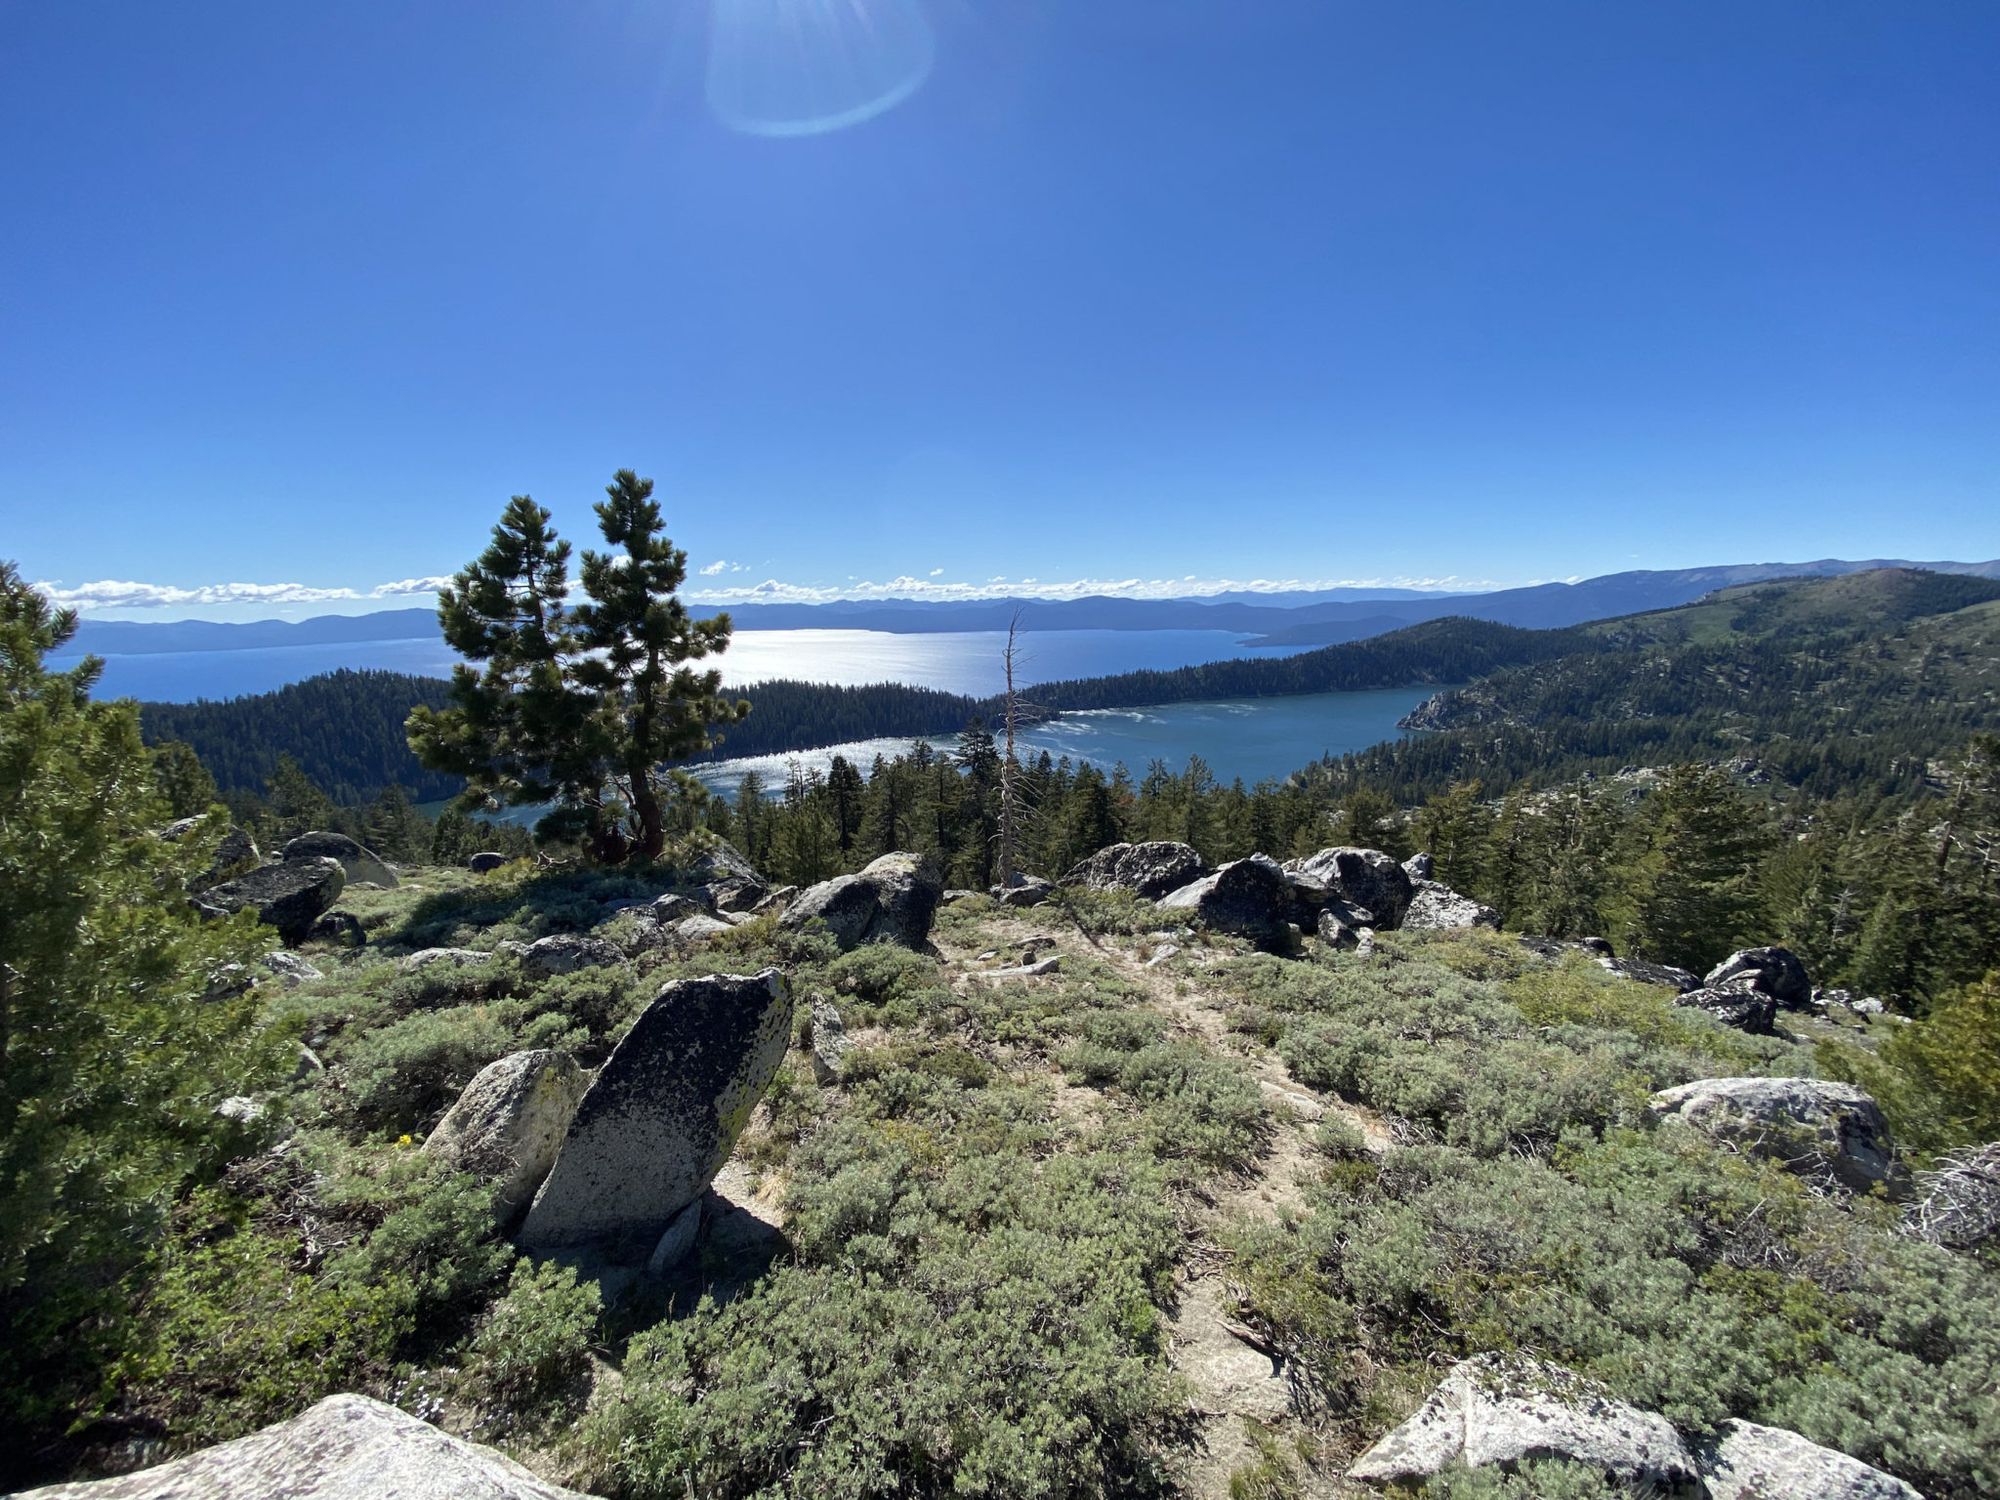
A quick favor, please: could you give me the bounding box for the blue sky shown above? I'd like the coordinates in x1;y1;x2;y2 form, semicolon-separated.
3;1;1996;620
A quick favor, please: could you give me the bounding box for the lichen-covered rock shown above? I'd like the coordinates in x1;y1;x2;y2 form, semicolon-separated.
260;950;323;989
1603;955;1699;991
1347;1355;1698;1491
1063;841;1207;900
399;946;496;973
993;873;1054;907
517;969;792;1252
1649;1077;1907;1196
423;1049;590;1219
309;910;366;948
1672;984;1778;1034
1316;910;1364;950
1403;850;1434;881
467;851;508;873
196;857;346;946
1698;1419;1922;1500
283;831;398;889
162;816;261;890
12;1392;596;1499
1160;854;1293;952
676;842;764;892
519;933;623;981
1705;946;1812;1008
781;852;942;951
1401;880;1500;931
1285;847;1415;928
807;994;851;1086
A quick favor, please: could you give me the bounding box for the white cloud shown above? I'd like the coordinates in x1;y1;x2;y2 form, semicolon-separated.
34;575;452;611
34;570;1504;615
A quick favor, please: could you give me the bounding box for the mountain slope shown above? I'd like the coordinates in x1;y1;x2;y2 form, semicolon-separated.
1317;569;2000;801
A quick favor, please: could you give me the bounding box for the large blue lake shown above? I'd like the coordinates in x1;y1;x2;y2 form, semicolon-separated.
72;627;1311;702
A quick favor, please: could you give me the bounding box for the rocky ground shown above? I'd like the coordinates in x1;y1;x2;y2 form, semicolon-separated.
30;838;1991;1500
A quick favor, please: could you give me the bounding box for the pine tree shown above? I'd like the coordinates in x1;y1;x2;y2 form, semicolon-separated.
151;738;219;818
408;473;748;862
266;753;340;840
1612;764;1766;970
0;563;285;1425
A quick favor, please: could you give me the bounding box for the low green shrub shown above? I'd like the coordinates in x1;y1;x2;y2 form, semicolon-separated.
1226;1132;2000;1498
336;1002;522;1133
464;1258;601;1412
579;1069;1183;1499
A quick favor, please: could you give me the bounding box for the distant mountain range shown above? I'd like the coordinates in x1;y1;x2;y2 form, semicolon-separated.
58;557;2000;658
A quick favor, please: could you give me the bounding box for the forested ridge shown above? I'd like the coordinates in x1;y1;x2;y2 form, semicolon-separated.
1310;569;2000;805
140;670;984;803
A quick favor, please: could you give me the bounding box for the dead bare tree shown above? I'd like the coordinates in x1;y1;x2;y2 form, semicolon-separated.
998;611;1024;889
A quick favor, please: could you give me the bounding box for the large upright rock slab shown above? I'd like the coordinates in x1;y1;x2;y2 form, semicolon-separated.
1649;1077;1906;1196
1401;880;1500;931
1347;1355;1698;1492
13;1393;595;1499
781;852;942;951
1698;1419;1922;1500
197;857;346;946
517;969;792;1251
424;1049;590;1219
1063;841;1207;900
1705;946;1811;1008
1160;854;1293;952
1286;847;1415;928
283;831;398;889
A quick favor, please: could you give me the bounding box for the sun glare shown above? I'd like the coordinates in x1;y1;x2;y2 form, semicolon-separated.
706;0;935;137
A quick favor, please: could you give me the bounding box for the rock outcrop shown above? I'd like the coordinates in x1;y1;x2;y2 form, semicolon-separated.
162;816;261;890
1649;1077;1907;1196
992;873;1054;908
1401;880;1500;931
1063;841;1207;900
1285;847;1415;928
260;950;323;989
12;1393;595;1499
309;910;365;948
519;933;623;981
424;1049;590;1219
517;969;792;1252
196;857;346;946
1603;956;1699;991
1672;985;1778;1034
1698;1419;1922;1500
1704;946;1812;1008
1160;854;1294;952
1347;1355;1698;1492
781;852;942;952
283;831;398;889
807;995;851;1085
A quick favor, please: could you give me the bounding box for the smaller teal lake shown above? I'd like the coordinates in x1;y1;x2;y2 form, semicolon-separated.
687;684;1439;796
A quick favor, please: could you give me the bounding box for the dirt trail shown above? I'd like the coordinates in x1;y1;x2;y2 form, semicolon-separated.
936;908;1377;1496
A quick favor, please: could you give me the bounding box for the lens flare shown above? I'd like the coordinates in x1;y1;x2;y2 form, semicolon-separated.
707;0;935;137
